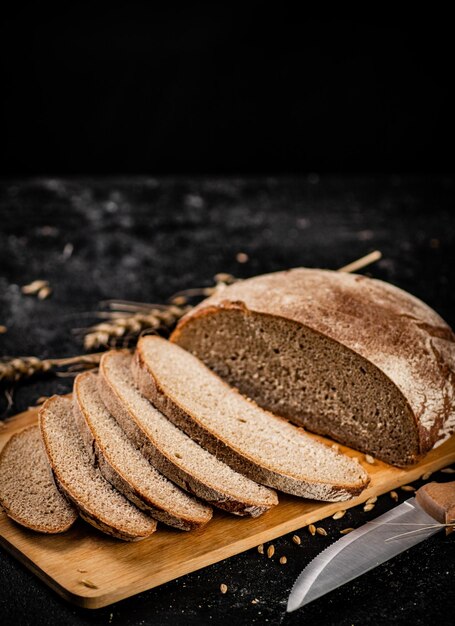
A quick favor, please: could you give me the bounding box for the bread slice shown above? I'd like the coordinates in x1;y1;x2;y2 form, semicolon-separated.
171;268;455;466
98;350;278;516
133;337;369;501
73;371;212;531
0;425;78;533
39;396;157;541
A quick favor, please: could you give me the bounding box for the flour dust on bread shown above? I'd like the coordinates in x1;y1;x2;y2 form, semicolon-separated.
171;268;455;466
133;336;369;501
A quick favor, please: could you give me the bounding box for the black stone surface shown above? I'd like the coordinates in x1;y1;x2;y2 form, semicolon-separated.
0;176;454;625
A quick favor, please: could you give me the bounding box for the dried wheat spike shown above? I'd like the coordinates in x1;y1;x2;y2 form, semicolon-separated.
82;306;191;350
0;356;52;382
0;353;103;384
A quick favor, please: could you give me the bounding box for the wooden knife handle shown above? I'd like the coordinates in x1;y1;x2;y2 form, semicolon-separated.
416;481;455;535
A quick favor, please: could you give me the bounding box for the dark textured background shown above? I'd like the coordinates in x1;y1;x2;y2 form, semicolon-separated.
1;8;453;175
0;176;454;625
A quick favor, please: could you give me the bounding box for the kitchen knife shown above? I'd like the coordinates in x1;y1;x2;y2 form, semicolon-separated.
287;481;455;612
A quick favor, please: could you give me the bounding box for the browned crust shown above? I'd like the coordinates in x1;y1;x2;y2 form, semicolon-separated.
133;340;370;501
0;498;76;534
171;269;455;462
73;372;212;531
0;425;78;534
98;352;278;516
39;396;156;541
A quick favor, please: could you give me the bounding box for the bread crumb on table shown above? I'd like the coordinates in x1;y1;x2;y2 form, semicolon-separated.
236;252;249;263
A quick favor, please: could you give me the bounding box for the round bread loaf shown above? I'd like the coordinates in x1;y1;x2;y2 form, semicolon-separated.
171;268;455;466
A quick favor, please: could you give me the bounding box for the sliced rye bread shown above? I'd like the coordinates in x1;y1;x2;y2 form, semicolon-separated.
98;350;278;516
0;425;78;533
171;268;455;466
133;337;370;501
39;396;157;541
73;371;212;531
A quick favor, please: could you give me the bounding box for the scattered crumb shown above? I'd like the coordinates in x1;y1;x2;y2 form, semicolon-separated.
441;467;455;474
365;454;375;464
292;534;301;545
220;583;228;594
332;510;346;520
37;286;52;300
251;598;259;604
422;472;432;480
389;490;399;501
401;485;416;492
257;544;264;554
236;252;249;263
316;527;327;536
79;579;98;589
340;528;354;535
267;545;275;558
62;242;74;259
21;280;49;295
279;556;287;565
308;524;316;536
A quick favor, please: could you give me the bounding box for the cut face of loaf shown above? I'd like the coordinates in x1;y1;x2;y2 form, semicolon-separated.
171;268;455;466
98;351;278;516
0;425;78;533
73;371;213;531
39;396;157;541
133;337;370;501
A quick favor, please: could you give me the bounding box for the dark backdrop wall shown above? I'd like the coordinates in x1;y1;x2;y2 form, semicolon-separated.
1;6;453;176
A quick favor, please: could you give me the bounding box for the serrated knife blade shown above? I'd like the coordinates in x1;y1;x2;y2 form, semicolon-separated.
287;489;452;613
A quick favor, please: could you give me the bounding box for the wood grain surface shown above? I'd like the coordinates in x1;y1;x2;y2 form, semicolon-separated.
1;405;454;609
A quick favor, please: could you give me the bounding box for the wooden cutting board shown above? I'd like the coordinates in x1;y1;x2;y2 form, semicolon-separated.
1;405;454;609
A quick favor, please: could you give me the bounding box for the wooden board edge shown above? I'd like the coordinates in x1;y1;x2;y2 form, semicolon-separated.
0;533;102;608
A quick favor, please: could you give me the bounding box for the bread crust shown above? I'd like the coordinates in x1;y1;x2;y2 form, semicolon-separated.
172;269;455;462
39;396;157;541
98;353;278;516
73;372;212;531
0;425;78;534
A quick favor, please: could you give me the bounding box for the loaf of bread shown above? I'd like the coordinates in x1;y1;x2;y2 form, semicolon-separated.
133;336;369;501
171;268;455;466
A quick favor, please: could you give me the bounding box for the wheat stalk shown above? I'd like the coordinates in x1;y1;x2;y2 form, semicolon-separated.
0;254;381;386
79;273;239;350
0;353;104;384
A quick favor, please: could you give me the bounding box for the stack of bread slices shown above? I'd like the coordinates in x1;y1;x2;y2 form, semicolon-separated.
2;268;453;541
0;338;369;540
